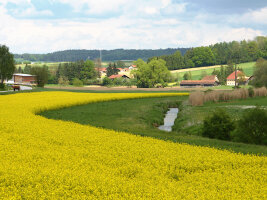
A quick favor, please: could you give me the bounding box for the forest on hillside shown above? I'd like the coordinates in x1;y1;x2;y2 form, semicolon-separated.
148;36;267;70
14;48;189;62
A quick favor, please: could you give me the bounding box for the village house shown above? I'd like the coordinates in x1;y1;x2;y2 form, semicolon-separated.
108;74;130;80
129;65;137;71
226;70;250;86
95;67;107;75
118;68;129;73
180;75;219;87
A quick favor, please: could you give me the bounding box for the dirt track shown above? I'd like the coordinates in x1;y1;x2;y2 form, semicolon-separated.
45;86;222;91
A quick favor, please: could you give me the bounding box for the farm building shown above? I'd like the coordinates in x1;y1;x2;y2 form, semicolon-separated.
118;68;129;73
226;70;250;86
95;67;107;75
180;75;219;87
129;65;137;71
202;75;219;82
108;74;130;79
5;74;36;85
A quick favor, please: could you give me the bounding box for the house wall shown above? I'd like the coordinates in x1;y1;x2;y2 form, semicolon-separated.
14;76;23;83
14;75;36;84
22;76;36;83
227;80;236;86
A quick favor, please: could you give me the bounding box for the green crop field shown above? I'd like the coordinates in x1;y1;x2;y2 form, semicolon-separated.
40;94;267;155
171;62;256;80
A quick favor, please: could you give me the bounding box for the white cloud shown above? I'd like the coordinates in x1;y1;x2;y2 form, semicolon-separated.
161;3;187;15
241;7;267;25
144;7;158;15
0;1;265;54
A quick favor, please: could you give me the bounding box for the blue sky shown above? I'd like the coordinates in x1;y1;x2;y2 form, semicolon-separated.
0;0;266;53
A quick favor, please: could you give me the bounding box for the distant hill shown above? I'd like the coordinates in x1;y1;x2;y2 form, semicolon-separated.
14;48;189;62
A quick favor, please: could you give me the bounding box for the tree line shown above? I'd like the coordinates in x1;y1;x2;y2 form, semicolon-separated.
148;36;267;70
14;48;189;62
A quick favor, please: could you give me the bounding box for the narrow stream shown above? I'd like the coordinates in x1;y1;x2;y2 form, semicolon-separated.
158;108;179;132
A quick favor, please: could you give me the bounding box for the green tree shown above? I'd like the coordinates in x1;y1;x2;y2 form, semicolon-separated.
24;64;32;74
251;58;267;87
116;60;125;68
133;59;171;88
30;66;49;87
106;63;119;77
18;66;23;73
80;60;97;80
183;72;192;80
0;45;15;87
191;47;215;67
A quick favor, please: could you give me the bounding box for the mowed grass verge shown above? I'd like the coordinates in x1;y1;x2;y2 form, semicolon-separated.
40;95;267;155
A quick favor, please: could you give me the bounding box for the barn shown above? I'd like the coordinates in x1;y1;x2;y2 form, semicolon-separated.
13;74;37;85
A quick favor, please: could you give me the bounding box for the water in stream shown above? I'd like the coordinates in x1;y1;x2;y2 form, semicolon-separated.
158;108;179;132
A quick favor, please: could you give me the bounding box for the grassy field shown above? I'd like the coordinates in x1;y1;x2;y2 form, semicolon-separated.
171;62;256;80
16;62;69;69
40;95;267;155
175;96;267;135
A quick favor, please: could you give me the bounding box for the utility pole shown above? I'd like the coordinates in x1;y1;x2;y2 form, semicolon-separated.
100;49;102;64
234;62;237;88
97;50;102;79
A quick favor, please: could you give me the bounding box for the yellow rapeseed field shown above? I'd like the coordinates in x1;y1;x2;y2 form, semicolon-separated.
0;92;266;199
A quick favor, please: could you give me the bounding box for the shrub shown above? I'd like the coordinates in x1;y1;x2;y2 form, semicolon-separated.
0;83;6;90
202;109;235;141
102;77;112;86
83;79;100;85
58;76;69;86
233;107;267;145
113;77;123;86
248;87;254;97
72;78;83;87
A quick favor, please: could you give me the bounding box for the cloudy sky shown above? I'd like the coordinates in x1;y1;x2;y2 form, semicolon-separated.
0;0;266;53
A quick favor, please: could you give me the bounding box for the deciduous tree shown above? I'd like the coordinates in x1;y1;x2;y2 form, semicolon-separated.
0;45;15;87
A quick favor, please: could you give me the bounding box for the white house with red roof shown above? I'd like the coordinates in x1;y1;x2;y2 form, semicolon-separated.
108;74;130;79
226;70;248;86
129;65;137;71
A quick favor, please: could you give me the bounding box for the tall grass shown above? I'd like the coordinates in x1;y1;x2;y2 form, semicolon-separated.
189;91;204;106
189;87;267;106
254;87;267;97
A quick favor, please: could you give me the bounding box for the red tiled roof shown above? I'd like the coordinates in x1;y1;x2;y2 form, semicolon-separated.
202;75;216;81
180;80;216;85
95;67;106;71
227;70;244;80
109;74;129;79
131;65;137;68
